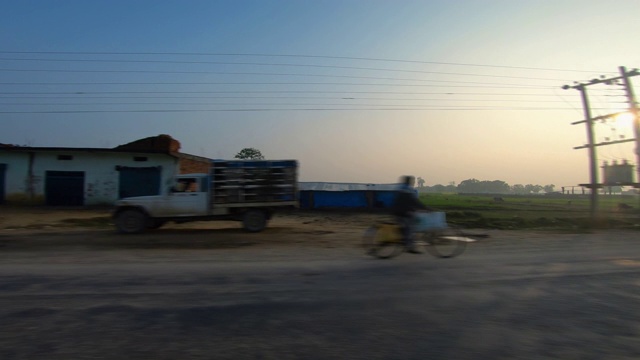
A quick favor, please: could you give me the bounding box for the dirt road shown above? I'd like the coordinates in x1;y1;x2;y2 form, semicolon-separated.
1;207;640;359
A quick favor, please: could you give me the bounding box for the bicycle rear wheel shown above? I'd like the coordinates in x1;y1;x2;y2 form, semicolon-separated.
423;226;467;258
363;223;404;259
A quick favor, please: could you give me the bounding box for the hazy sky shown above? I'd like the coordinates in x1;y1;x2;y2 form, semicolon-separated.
1;0;639;187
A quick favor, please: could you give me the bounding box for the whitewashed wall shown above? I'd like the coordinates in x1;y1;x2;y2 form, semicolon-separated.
0;150;178;205
1;152;30;201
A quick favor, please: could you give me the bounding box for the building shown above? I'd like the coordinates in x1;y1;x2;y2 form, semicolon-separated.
0;135;210;206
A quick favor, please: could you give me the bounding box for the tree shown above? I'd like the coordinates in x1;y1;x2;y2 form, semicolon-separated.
431;184;446;193
234;148;265;160
457;178;481;193
457;179;511;194
487;180;510;194
543;184;555;193
417;177;425;188
512;184;525;194
524;184;543;194
445;183;457;193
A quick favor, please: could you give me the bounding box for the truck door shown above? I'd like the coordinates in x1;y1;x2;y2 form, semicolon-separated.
155;177;208;217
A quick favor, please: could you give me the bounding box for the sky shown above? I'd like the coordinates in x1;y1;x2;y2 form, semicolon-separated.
1;0;639;188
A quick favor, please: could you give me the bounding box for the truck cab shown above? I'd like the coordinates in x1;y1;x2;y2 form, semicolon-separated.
114;174;209;218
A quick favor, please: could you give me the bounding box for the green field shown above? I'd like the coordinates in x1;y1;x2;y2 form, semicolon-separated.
419;193;640;230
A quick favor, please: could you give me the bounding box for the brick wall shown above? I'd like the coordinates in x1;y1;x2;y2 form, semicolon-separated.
179;157;210;174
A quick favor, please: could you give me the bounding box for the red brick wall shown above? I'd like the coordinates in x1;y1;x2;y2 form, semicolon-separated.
179;157;210;174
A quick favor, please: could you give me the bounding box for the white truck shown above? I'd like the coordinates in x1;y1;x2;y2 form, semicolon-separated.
113;160;298;233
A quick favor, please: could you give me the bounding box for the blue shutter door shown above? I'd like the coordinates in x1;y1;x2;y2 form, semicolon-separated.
45;171;85;206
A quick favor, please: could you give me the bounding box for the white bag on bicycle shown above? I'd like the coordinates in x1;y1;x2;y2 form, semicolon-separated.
414;212;447;231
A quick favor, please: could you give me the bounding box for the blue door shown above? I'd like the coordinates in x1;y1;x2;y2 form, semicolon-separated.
118;166;161;198
45;171;85;206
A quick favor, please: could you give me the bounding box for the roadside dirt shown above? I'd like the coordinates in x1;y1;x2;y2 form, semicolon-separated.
0;206;554;256
0;206;575;262
0;206;401;250
0;206;383;233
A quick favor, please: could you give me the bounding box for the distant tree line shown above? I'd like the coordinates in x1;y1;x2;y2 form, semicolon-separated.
418;178;555;195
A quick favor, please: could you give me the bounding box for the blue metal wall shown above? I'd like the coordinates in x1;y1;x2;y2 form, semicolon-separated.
299;190;396;209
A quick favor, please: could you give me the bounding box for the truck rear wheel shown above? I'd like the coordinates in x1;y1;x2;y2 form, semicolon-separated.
242;209;267;232
115;209;148;234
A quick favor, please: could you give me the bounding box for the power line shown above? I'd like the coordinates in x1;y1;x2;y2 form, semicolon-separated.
0;68;570;86
0;50;614;74
0;68;214;74
0;92;568;98
0;99;577;106
0;79;554;87
0;107;612;114
0;85;559;96
0;82;552;89
0;57;577;81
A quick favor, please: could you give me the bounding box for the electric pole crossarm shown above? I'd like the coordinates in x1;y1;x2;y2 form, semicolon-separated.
571;112;626;125
563;68;639;90
573;138;635;150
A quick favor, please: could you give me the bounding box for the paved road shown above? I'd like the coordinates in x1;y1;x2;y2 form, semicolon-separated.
1;230;639;359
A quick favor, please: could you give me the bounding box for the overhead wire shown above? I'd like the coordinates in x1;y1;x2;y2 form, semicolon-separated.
0;81;555;88
0;57;574;81
0;99;575;105
0;80;555;87
0;51;612;114
0;107;609;114
0;50;615;74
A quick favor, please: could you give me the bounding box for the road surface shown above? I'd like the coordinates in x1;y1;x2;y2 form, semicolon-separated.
0;227;639;359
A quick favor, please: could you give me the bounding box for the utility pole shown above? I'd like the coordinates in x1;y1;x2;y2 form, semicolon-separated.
577;84;599;217
564;66;639;220
619;66;640;188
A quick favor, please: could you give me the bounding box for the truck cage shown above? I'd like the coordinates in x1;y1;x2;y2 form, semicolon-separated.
210;160;297;204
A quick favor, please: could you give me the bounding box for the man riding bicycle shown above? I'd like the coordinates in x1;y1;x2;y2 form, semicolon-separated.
391;175;429;253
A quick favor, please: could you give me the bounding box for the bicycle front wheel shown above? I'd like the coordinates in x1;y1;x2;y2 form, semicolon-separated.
423;226;467;258
363;224;404;259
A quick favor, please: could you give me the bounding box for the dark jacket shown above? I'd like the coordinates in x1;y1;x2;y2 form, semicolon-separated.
391;189;427;217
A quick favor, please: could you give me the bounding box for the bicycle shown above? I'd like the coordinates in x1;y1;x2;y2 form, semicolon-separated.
363;211;469;259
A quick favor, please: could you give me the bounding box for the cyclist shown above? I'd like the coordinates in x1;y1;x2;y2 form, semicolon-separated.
391;175;428;253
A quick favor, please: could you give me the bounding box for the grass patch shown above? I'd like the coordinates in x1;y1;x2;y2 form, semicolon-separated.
420;193;640;230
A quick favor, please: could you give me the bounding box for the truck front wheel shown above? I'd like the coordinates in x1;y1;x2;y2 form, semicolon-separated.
242;209;268;232
115;209;148;234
